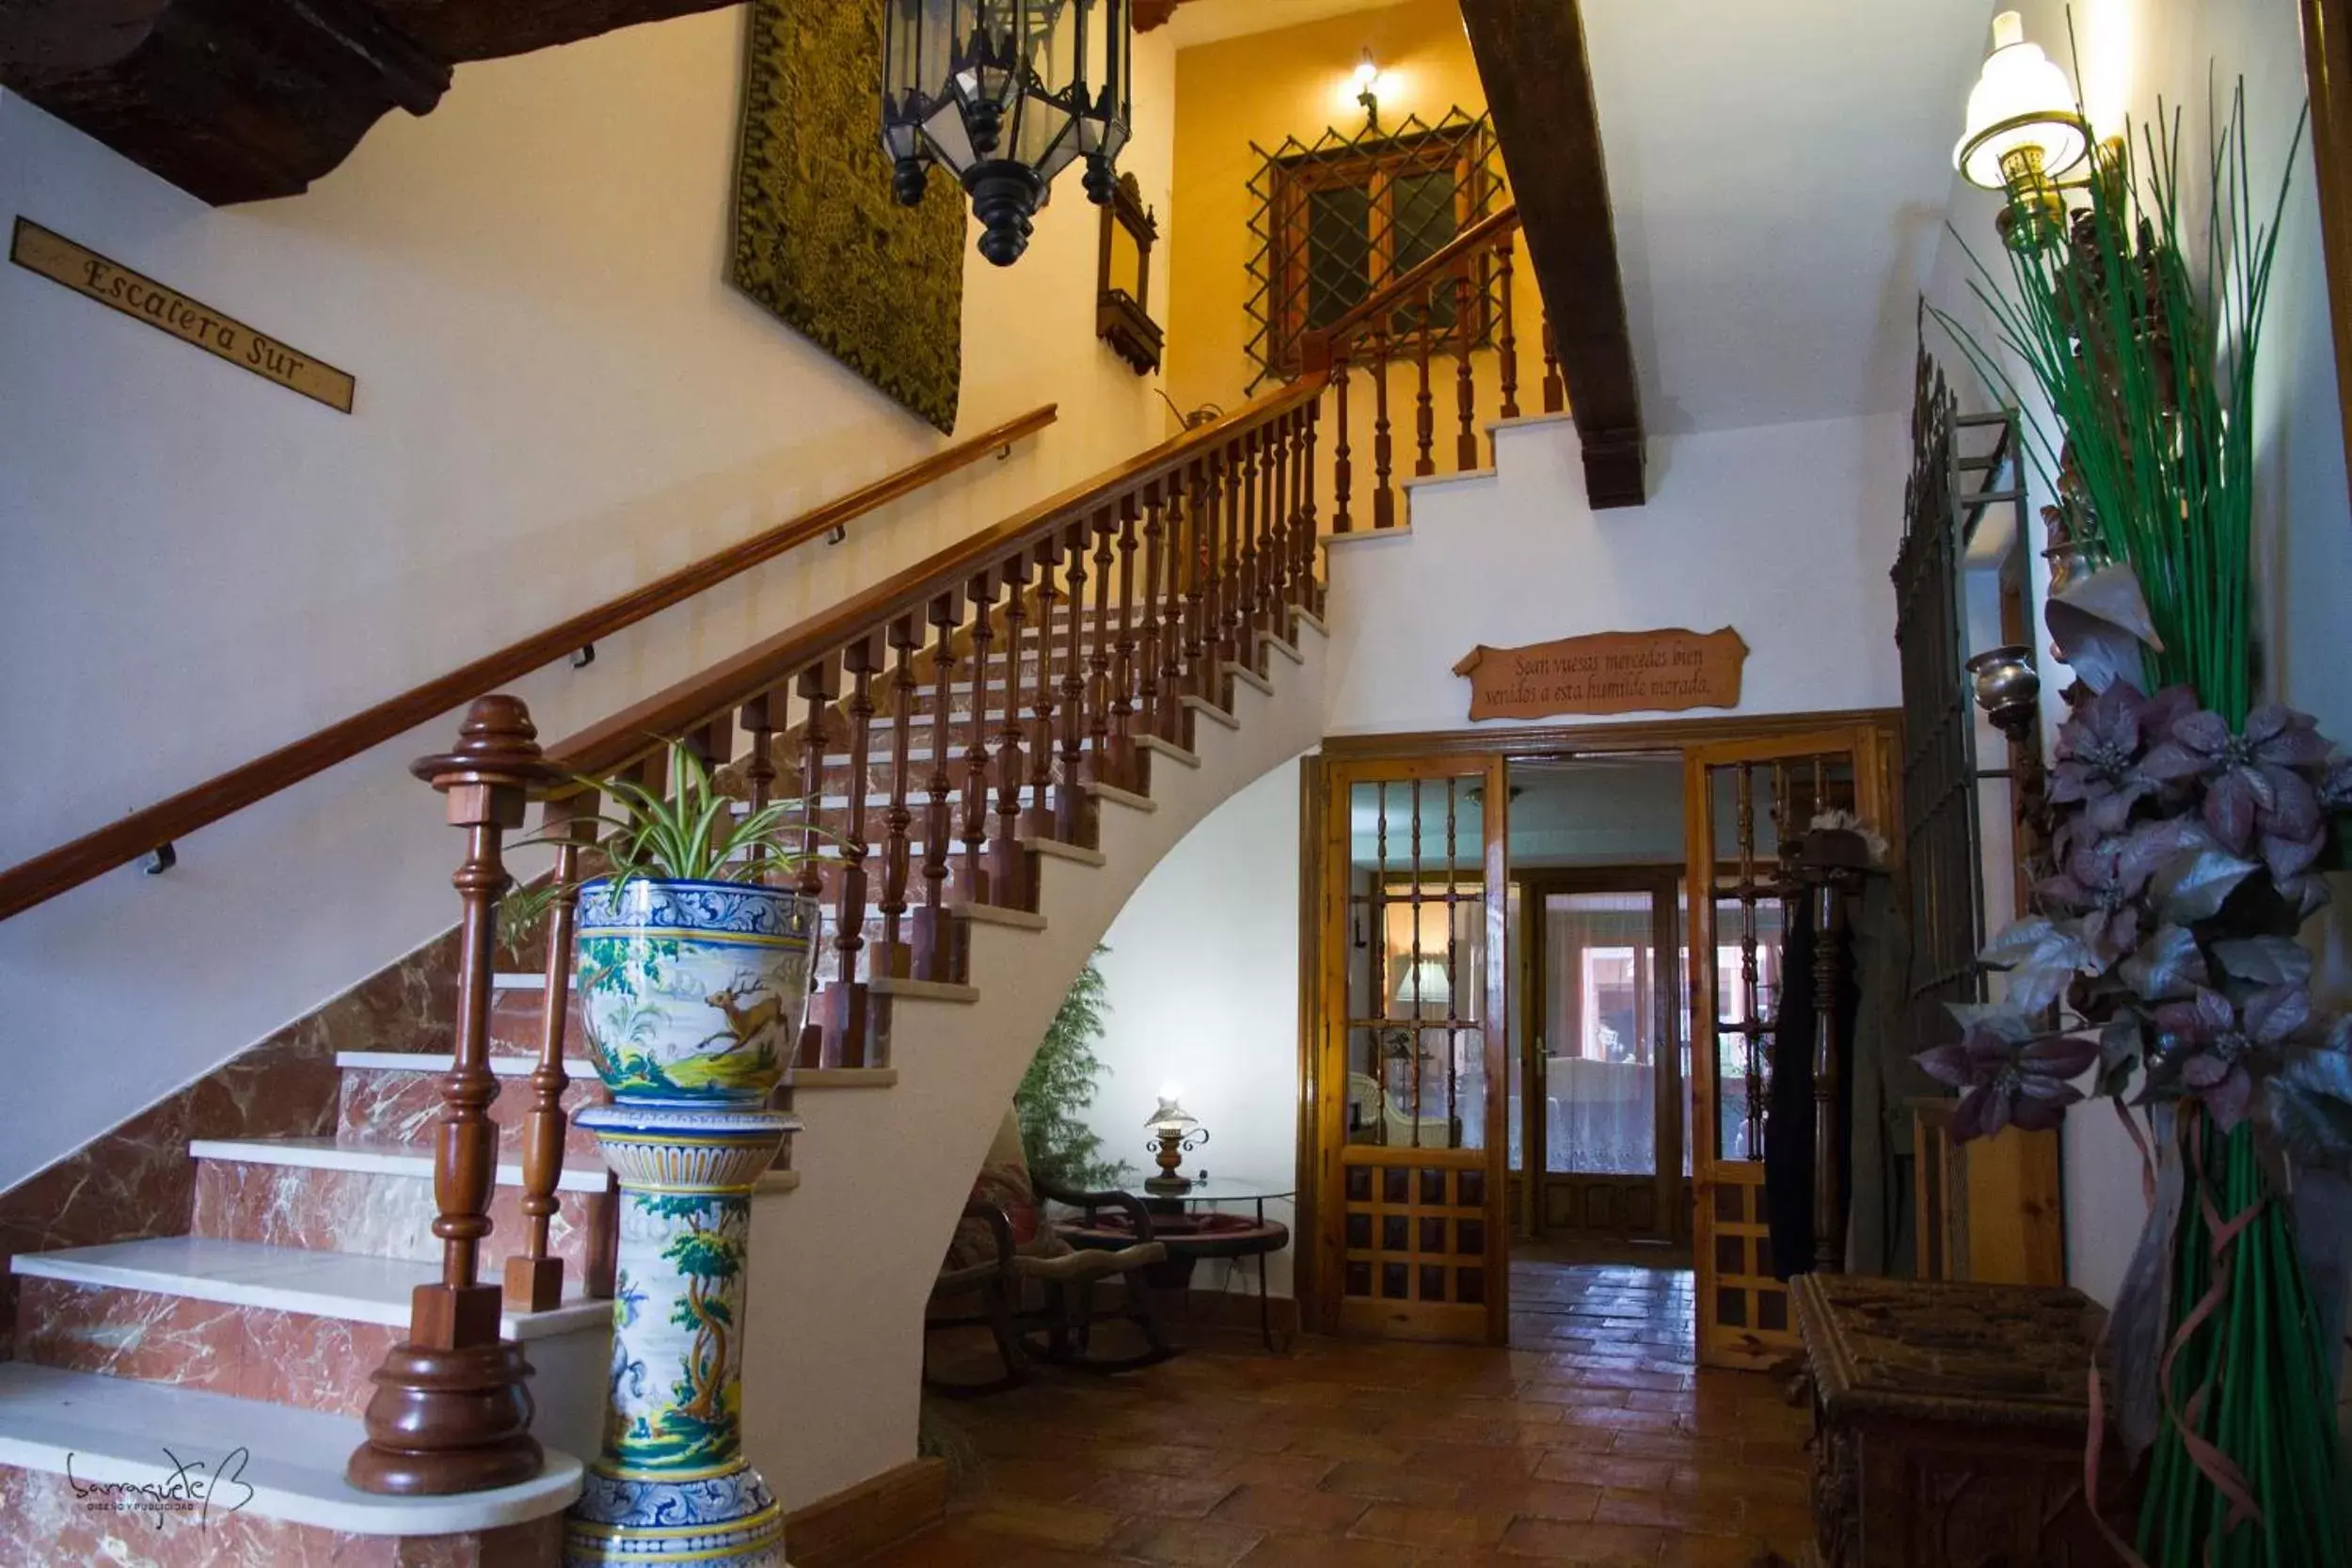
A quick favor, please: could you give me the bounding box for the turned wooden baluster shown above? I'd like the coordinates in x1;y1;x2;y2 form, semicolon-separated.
1025;534;1064;841
1217;438;1245;676
912;589;964;982
816;634;879;1067
1157;479;1188;738
961;569;998;906
1263;417;1291;641
1107;499;1140;789
1056;516;1091;841
792;654;838;1069
1372;330;1397;530
1301;400;1325;618
991;553;1033;906
1414;290;1437;477
1136;484;1166;753
737;690;780;880
507;787;590;1314
1495;233;1520;428
875;614;918;981
348;694;546;1497
1231;429;1258;672
1189;454;1220;700
1542;314;1565;414
1330;346;1353;534
1454;269;1478;471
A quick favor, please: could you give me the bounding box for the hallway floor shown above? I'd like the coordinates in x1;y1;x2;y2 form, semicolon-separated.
884;1264;1811;1567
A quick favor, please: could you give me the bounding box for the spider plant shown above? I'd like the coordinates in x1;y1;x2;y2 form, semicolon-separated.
501;736;833;940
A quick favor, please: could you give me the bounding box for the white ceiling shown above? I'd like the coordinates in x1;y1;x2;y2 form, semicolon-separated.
1580;0;1993;433
1160;0;1417;51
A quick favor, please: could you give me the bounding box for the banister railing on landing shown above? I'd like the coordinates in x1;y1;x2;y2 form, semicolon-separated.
0;404;1057;923
1298;201;1564;535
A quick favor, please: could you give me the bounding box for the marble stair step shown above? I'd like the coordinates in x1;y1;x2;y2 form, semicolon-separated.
188;1135;621;1282
0;1361;582;1545
11;1238;608;1419
335;1050;604;1154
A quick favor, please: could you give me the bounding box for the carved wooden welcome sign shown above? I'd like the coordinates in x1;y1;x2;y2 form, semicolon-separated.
1453;627;1748;721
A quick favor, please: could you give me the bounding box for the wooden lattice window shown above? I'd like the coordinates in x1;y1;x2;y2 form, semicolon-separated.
1246;112;1502;386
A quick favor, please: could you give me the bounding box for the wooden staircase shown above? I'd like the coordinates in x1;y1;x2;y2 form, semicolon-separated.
0;199;1553;1561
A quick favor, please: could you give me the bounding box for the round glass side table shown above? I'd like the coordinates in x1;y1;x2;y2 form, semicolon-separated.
1057;1175;1295;1351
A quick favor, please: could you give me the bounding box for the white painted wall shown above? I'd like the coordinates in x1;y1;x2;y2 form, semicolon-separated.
1322;411;1909;736
1922;0;2352;1308
0;13;1177;1194
1080;755;1307;1296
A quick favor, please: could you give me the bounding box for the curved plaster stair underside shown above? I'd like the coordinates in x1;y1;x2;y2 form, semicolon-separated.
736;610;1331;1507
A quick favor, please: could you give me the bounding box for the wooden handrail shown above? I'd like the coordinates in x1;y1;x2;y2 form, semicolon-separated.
547;377;1326;773
1305;202;1521;367
0;404;1057;922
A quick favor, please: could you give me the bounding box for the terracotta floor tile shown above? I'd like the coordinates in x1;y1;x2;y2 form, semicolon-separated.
1222;1451;1343;1491
1344;1501;1514;1549
1497;1517;1671;1565
1232;1534;1424;1568
1105;1515;1271;1567
1209;1482;1375;1535
1074;1471;1243;1520
1451;1476;1604;1523
962;1497;1122;1548
1534;1452;1678;1492
1314;1460;1465;1508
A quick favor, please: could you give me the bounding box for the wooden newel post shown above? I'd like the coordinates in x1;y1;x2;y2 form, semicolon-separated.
348;694;548;1496
1792;827;1868;1276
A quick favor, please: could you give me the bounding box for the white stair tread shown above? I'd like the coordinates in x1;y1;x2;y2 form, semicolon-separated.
337;1050;596;1078
1265;635;1305;664
189;1136;612;1193
1180;695;1240;731
11;1238;609;1340
491;973;546;991
1294;607;1328;636
1018;835;1108;867
0;1362;583;1536
1137;735;1200;768
1319;525;1415;547
868;976;981;1004
1401;465;1497;491
950;900;1048;930
1084;781;1157;814
1232;665;1274;696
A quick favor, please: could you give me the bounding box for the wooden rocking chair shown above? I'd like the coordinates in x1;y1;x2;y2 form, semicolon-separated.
923;1109;1176;1396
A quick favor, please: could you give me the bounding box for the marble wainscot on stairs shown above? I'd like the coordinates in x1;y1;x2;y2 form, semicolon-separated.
0;604;1332;1566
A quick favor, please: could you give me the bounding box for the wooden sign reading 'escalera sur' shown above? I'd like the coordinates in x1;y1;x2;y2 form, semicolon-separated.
1452;626;1748;721
10;217;355;413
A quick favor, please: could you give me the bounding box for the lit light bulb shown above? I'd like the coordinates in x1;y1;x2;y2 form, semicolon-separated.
1353;49;1378;93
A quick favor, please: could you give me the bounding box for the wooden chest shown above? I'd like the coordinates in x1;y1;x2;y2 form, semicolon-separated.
1791;1274;2119;1567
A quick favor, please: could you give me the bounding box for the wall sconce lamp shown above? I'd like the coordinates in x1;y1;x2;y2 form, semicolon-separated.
1953;10;2092;249
1354;48;1381;130
1144;1088;1208;1194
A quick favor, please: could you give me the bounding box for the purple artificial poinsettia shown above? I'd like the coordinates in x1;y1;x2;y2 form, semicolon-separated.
2150;985;2313;1130
2033;816;2216;966
2145;704;2330;855
2048;682;2202;847
1916;1013;2101;1139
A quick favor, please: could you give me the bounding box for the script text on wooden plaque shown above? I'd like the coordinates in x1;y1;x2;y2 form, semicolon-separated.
1453;627;1748;721
10;217;355;413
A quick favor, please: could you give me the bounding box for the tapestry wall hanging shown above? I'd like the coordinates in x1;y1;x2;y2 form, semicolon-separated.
732;0;964;434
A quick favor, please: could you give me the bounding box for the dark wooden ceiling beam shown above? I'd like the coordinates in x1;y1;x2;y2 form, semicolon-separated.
1456;0;1646;509
0;0;736;206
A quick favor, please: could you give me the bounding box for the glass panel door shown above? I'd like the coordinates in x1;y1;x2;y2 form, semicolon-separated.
1314;755;1509;1344
1683;730;1887;1369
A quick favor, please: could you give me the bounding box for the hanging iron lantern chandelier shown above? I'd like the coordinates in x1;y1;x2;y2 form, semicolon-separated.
881;0;1134;266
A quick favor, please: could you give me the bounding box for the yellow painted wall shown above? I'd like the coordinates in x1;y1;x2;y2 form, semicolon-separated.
1168;0;1496;419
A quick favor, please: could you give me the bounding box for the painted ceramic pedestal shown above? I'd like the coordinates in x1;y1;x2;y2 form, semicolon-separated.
563;1102;798;1568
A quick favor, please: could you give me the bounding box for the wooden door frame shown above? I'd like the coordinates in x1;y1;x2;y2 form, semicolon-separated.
1300;751;1510;1342
1512;863;1685;1246
1300;709;1900;1347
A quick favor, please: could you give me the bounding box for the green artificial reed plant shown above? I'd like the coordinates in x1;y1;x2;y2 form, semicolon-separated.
1929;59;2352;1568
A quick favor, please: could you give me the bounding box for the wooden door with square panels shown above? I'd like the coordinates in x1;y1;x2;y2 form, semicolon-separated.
1311;754;1509;1343
1681;727;1891;1369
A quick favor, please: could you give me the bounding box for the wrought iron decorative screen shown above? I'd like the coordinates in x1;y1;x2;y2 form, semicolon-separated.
1246;110;1502;387
1891;333;1986;1053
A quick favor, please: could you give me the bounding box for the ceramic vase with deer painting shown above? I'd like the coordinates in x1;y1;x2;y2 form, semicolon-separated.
571;879;818;1104
563;1101;795;1567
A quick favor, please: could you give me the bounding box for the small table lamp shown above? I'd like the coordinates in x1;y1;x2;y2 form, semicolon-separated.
1144;1089;1209;1195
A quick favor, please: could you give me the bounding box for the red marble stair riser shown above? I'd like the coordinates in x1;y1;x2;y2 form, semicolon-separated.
486;989;587;1059
190;1163;604;1276
0;1467;562;1568
14;1276;399;1418
338;1068;603;1157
